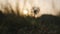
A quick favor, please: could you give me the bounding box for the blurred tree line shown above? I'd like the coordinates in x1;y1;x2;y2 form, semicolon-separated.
0;11;60;34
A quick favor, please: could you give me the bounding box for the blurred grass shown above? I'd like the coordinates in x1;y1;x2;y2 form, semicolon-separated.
0;11;60;34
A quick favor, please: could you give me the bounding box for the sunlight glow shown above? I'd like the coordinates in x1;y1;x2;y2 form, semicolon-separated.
23;9;28;15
